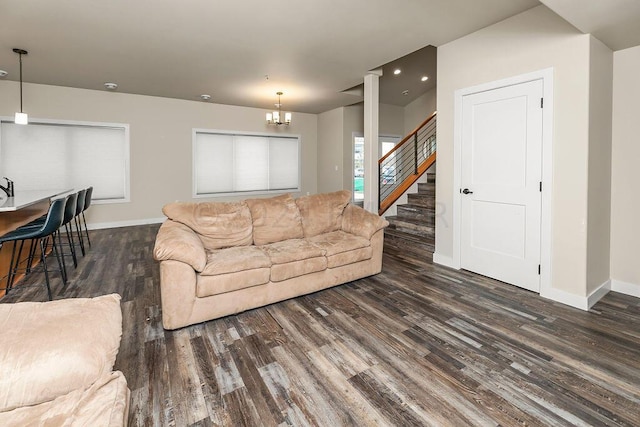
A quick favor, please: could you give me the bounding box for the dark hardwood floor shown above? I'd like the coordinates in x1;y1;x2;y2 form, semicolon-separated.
2;224;639;426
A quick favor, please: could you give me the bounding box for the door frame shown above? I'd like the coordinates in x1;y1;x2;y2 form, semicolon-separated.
352;132;402;202
452;68;554;295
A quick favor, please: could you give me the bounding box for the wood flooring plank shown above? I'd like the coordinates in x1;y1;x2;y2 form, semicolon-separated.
227;340;285;426
190;335;230;426
164;331;209;425
269;343;353;426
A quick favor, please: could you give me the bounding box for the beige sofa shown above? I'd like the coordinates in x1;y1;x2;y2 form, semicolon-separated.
154;190;388;330
0;294;129;426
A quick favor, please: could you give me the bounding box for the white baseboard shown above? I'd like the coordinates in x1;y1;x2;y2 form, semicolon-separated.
541;279;611;311
433;253;457;269
611;279;640;298
587;280;611;309
87;217;166;230
540;287;589;311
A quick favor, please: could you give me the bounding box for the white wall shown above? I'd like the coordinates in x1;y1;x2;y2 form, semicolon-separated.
611;45;640;293
0;81;318;227
586;36;613;295
404;88;437;135
317;102;405;195
436;5;594;298
379;103;405;138
317;107;344;193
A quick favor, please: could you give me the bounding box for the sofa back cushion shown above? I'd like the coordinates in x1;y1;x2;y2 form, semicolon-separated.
0;294;123;412
295;190;351;238
163;201;253;250
245;194;303;245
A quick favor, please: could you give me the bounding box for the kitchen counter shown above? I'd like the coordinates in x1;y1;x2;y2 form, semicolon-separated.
0;189;72;212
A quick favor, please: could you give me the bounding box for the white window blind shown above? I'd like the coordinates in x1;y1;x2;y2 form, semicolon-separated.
194;130;300;196
0;120;129;202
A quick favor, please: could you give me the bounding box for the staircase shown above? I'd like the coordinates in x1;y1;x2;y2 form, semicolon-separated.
378;112;436;215
383;173;436;261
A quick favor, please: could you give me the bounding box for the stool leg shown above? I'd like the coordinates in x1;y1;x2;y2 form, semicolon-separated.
26;239;38;273
6;241;20;293
51;229;68;285
39;238;53;301
65;222;78;268
75;215;85;256
82;211;91;248
51;233;67;285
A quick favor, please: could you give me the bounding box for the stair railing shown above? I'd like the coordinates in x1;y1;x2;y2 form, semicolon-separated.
378;112;436;215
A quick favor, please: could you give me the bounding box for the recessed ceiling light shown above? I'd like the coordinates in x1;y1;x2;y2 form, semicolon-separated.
393;69;401;75
421;76;429;82
0;70;7;78
104;82;118;90
200;94;211;101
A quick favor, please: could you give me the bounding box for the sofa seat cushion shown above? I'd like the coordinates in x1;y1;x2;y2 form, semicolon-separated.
0;294;123;412
201;246;271;276
308;230;370;255
260;239;326;264
295;190;351;237
0;371;129;427
162;201;253;250
197;268;271;297
325;247;373;268
271;257;327;282
308;230;373;268
245;194;303;246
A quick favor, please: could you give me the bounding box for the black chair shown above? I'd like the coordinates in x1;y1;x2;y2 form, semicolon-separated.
18;196;71;280
74;189;87;256
81;186;93;248
61;192;80;269
0;197;67;300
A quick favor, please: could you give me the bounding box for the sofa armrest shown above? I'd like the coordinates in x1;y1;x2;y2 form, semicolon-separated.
341;204;389;240
153;220;207;272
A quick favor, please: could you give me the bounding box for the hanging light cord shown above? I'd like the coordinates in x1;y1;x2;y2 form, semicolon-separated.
18;52;23;113
13;48;28;113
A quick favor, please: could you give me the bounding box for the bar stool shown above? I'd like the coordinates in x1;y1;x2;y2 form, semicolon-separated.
61;192;80;269
17;193;75;276
81;186;93;248
74;189;87;257
0;197;67;300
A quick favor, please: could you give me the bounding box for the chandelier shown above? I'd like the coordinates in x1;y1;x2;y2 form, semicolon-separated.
266;91;291;126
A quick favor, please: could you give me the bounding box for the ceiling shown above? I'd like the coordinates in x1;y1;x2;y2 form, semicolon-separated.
540;0;640;51
1;0;638;114
344;45;438;108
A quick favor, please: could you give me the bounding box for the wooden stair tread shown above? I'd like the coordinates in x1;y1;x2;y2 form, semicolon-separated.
385;227;435;244
385;216;435;237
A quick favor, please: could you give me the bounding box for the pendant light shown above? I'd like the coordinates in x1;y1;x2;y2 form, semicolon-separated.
266;92;292;126
13;48;28;125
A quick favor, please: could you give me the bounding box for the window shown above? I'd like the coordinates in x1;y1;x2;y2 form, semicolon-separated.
193;129;300;197
0;119;130;203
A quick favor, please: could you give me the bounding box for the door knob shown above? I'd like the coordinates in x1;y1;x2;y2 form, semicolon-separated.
462;188;473;194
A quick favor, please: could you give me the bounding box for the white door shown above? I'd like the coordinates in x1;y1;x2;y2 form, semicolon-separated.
460;79;543;292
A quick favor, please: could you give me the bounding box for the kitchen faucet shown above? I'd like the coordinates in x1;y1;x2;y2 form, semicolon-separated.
0;177;14;197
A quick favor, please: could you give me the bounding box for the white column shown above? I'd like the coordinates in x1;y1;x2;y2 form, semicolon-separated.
364;70;382;213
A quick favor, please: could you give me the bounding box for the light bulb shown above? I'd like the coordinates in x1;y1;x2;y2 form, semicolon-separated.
15;112;28;125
